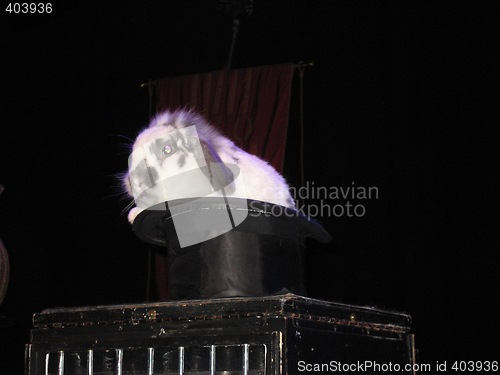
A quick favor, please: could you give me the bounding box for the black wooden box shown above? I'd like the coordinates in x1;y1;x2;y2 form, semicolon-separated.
26;294;416;374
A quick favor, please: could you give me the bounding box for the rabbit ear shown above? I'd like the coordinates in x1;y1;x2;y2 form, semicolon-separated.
196;140;235;193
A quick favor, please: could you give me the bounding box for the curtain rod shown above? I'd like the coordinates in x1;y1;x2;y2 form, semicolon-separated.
139;61;315;88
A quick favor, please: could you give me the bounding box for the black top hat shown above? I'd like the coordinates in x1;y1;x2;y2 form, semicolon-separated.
132;198;332;300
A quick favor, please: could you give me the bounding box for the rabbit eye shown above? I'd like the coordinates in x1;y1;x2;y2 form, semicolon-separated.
162;144;175;156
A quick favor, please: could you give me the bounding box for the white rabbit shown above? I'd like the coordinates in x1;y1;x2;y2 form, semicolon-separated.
124;109;295;223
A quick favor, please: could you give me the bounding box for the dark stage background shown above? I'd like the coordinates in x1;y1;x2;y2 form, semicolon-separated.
1;1;498;373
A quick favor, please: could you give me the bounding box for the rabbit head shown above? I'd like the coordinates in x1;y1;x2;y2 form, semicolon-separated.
125;110;236;211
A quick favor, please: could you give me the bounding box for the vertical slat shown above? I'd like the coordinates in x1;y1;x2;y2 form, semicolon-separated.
409;334;417;375
178;346;184;375
147;348;154;375
87;350;93;375
57;351;64;375
272;331;283;375
209;345;216;375
24;344;32;375
116;349;123;375
45;353;50;375
243;344;249;375
263;344;268;374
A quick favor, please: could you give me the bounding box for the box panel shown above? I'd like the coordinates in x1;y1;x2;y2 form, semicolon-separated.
27;294;415;375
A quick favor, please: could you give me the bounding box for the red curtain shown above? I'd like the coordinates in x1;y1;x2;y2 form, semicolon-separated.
153;63;295;300
156;63;294;172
